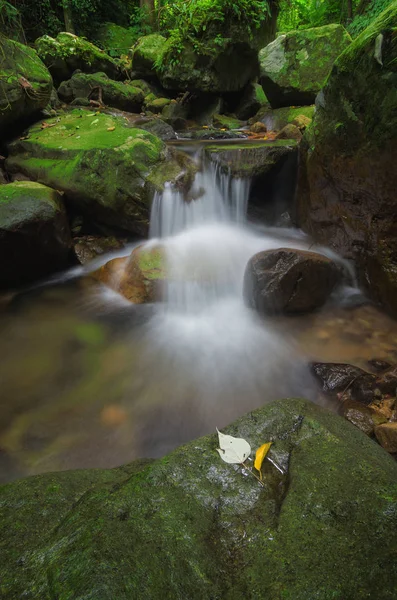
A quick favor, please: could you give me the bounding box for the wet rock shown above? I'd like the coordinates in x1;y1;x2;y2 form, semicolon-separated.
375;365;397;396
35;32;119;84
296;5;397;314
1;398;397;599
92;244;165;303
250;121;267;134
5;110;193;236
0;181;71;289
259;25;351;108
161;101;188;130
244;248;341;315
58;72;144;112
276;123;303;142
144;96;171;114
0;37;52;133
311;362;374;393
253;105;315;131
136;117;176;141
291;113;312;131
180;129;246;141
367;359;392;373
129;34;168;78
375;422;397;453
73;236;125;265
235;82;270;120
213;114;243;130
339;398;376;436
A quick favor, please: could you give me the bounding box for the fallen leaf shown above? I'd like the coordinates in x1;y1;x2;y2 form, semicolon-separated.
107;126;115;131
254;442;272;479
216;428;251;464
91;118;99;125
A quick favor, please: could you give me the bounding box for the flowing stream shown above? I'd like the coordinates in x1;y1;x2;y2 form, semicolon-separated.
1;144;397;482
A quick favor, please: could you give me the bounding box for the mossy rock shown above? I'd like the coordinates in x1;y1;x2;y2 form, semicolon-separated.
0;181;71;289
235;82;270;120
255;105;315;131
296;2;397;314
213;113;243;130
130;79;156;96
144;96;171;113
35;32;120;85
129;34;168;77
5;110;193;236
92;243;166;303
58;72;144;112
135;117;176;141
0;37;52;132
1;398;397;599
96;22;138;58
205;139;297;178
259;25;352;108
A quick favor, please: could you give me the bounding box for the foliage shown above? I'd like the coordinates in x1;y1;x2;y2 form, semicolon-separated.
0;0;25;40
348;0;393;36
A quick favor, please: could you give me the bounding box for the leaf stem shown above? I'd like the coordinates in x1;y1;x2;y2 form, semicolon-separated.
241;461;265;487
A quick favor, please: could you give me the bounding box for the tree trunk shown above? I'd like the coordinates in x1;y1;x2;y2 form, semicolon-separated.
63;1;75;34
140;0;156;27
347;0;353;21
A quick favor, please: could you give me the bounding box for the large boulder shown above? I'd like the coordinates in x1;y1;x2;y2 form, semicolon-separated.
259;25;352;108
296;3;397;314
244;248;341;314
5;110;193;236
0;38;52;133
235;82;270;120
129;34;168;78
0;181;71;289
1;398;397;598
35;33;120;84
96;22;138;58
58;72;144;112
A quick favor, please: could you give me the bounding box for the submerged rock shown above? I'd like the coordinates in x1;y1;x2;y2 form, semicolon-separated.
58;72;144;112
244;248;341;314
5;110;193;236
92;244;165;302
1;398;397;598
35;32;119;84
259;25;351;107
296;4;397;314
0;37;52;132
0;181;71;289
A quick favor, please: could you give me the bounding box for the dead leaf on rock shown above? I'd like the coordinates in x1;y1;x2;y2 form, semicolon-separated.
254;442;272;479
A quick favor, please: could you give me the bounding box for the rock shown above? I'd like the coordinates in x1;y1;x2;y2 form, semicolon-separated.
73;236;125;265
276;123;302;142
212;114;243;130
339;398;376;436
1;398;397;599
135;117;176;141
244;248;341;315
35;32;119;84
205;140;297;178
0;181;71;289
235;82;270;120
311;362;375;394
253;105;315;131
92;243;165;303
58;72;144;112
259;25;352;108
0;38;52;133
376;365;397;395
250;121;267;134
368;359;392;373
161;100;188;130
129;34;168;77
375;422;397;453
96;22;138;58
291;113;312;131
181;129;246;141
296;4;397;314
5;110;193;236
144;96;171;113
130;79;157;96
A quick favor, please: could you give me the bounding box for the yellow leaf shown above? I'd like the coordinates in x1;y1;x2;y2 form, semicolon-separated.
107;126;115;132
254;442;272;479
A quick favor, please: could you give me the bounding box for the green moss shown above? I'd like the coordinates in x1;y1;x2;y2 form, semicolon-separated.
0;181;64;229
96;23;138;57
58;73;144;111
213;114;243;130
130;34;168;75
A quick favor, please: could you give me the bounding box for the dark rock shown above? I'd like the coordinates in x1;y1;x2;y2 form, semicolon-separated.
0;182;71;289
136;117;176;141
129;34;168;78
73;236;125;265
244;248;341;314
235;82;270;120
1;398;397;599
375;422;397;453
367;359;392;373
311;362;374;394
339;398;376;436
376;365;397;396
250;121;267;134
276;123;302;142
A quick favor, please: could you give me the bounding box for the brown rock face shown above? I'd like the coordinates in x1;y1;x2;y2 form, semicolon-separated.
244;248;341;314
375;422;397;453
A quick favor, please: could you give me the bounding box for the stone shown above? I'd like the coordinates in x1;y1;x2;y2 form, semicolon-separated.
5;110;194;236
0;37;52;133
311;362;375;395
250;121;267;134
339;398;376;436
129;34;168;77
35;32;119;84
161;100;188;129
204;140;297;178
244;248;341;315
212;114;243;130
73;236;125;265
144;96;171;113
376;365;397;395
276;123;303;142
259;25;352;108
291;113;312;131
92;243;165;303
1;398;397;598
375;422;397;453
296;4;397;314
58;72;144;112
252;105;315;131
0;181;71;289
235;82;270;120
135;117;176;141
96;22;138;57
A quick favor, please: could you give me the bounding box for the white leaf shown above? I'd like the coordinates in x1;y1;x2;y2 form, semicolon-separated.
216;428;251;464
91;119;99;125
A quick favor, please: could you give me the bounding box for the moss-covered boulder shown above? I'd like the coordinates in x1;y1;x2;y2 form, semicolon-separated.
58;72;144;112
35;32;120;85
1;398;397;599
129;34;167;77
256;105;315;131
296;3;397;314
0;181;71;289
92;243;165;302
0;37;52;133
205;139;297;178
213;113;243;130
135;116;176;141
259;25;352;108
5;110;193;236
144;96;171;113
96;22;138;58
235;81;270;120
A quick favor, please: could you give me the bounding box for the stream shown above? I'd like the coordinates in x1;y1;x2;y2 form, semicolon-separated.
1;143;397;483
